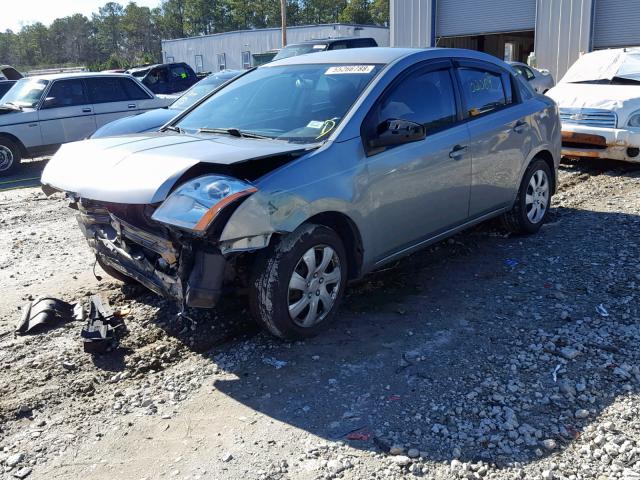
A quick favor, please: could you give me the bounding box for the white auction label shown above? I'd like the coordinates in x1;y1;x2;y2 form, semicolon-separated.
325;65;375;74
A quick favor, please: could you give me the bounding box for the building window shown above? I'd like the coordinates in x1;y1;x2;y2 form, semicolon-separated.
217;53;226;71
242;51;251;69
195;55;204;73
166;56;174;63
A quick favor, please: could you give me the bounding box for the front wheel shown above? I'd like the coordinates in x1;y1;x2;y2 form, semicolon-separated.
249;224;348;340
502;159;552;234
0;138;21;176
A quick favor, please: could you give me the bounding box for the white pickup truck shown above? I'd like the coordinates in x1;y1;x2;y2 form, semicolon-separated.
0;72;173;175
547;48;640;163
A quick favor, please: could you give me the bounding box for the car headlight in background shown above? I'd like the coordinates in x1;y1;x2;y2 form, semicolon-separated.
152;175;257;234
627;110;640;128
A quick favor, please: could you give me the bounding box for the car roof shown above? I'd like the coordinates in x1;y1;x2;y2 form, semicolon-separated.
288;37;375;45
21;72;133;81
265;47;508;68
128;62;188;72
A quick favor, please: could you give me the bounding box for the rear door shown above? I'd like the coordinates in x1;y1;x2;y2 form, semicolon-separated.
38;78;96;145
119;77;157;113
454;59;529;217
86;76;141;129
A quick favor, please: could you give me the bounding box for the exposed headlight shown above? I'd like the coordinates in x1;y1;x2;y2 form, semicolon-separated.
152;175;257;234
628;110;640;128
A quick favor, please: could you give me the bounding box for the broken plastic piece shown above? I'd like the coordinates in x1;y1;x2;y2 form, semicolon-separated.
81;295;125;354
596;304;609;317
16;297;75;335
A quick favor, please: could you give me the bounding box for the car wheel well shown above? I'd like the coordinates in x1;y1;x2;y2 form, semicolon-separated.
532;150;556;194
0;133;27;157
298;212;364;280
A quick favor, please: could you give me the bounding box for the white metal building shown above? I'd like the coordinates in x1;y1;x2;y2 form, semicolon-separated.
390;0;640;81
162;24;390;73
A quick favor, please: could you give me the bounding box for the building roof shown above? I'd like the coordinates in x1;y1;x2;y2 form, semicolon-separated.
161;23;389;44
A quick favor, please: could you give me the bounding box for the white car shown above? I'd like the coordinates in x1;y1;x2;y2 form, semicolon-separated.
0;72;173;175
546;48;640;163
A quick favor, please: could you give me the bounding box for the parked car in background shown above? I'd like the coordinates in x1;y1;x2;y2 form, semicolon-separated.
0;80;16;98
42;48;560;339
272;37;378;61
126;62;199;95
0;65;22;80
92;70;242;138
547;48;640;163
508;61;555;94
0;72;173;175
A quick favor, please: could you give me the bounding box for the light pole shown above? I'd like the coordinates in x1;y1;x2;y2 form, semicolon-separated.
280;0;287;47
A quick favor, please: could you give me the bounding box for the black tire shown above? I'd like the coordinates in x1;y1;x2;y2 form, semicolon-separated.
0;137;21;176
249;223;348;340
502;159;553;234
96;255;137;284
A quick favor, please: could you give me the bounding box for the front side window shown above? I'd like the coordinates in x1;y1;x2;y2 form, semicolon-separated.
177;63;383;143
376;68;458;134
146;68;169;86
217;53;226;71
1;78;48;108
458;67;511;117
86;77;129;103
43;79;88;108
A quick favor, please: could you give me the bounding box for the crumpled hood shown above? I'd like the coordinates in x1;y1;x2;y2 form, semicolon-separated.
547;83;640;121
41;133;311;204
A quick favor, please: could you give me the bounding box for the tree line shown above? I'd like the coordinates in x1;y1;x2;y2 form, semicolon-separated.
0;0;389;71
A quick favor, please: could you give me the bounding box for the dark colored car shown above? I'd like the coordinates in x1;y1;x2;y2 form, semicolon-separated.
126;62;199;95
91;70;242;138
272;37;378;61
0;65;22;80
0;80;16;98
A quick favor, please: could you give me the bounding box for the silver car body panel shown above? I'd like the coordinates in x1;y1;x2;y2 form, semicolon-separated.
43;48;561;284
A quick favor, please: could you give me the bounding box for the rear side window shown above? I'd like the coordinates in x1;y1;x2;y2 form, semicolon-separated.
377;68;458;134
120;78;151;100
44;79;88;108
170;65;190;80
86;77;129;103
457;67;512;117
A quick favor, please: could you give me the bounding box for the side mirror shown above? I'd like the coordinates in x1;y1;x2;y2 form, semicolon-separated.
368;118;426;150
42;97;57;109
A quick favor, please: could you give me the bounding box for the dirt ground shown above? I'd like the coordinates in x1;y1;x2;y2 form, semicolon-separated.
1;159;639;480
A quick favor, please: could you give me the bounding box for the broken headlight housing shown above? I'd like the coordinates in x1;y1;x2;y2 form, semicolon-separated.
151;175;257;234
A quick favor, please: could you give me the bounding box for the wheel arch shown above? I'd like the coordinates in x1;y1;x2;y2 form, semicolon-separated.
530;149;556;194
0;132;28;158
300;211;364;281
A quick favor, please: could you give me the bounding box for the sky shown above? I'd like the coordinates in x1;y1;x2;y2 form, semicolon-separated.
0;0;161;32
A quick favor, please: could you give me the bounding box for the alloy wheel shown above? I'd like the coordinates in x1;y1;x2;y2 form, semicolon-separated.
0;145;13;172
525;169;549;224
287;245;341;328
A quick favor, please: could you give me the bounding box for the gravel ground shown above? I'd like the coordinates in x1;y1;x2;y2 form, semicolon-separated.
0;159;639;480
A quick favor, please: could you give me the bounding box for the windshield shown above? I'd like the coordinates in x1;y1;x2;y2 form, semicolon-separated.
170;73;238;110
0;78;49;108
176;63;382;143
272;44;327;61
130;69;149;78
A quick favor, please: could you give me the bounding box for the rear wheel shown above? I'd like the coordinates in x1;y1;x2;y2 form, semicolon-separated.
502;159;552;234
0;138;21;176
249;223;347;340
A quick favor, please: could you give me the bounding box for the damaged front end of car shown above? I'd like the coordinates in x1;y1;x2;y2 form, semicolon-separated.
71;174;270;310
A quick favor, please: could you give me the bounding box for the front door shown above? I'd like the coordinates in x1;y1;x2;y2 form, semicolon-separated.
38;78;96;146
364;61;472;261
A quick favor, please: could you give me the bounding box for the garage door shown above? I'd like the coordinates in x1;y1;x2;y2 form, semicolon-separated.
593;0;640;49
436;0;536;37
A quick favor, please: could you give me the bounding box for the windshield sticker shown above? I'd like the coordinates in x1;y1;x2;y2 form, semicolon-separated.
307;120;325;129
326;65;375;75
316;120;336;140
313;45;326;49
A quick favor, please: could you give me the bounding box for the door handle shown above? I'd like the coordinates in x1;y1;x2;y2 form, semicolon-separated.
128;104;137;109
449;145;468;160
513;120;528;133
82;107;92;113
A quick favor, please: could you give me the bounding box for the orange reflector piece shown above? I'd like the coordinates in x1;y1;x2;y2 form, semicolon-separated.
193;187;258;232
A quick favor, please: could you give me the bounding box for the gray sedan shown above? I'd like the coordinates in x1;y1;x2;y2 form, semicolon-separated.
42;48;561;339
509;61;555;94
